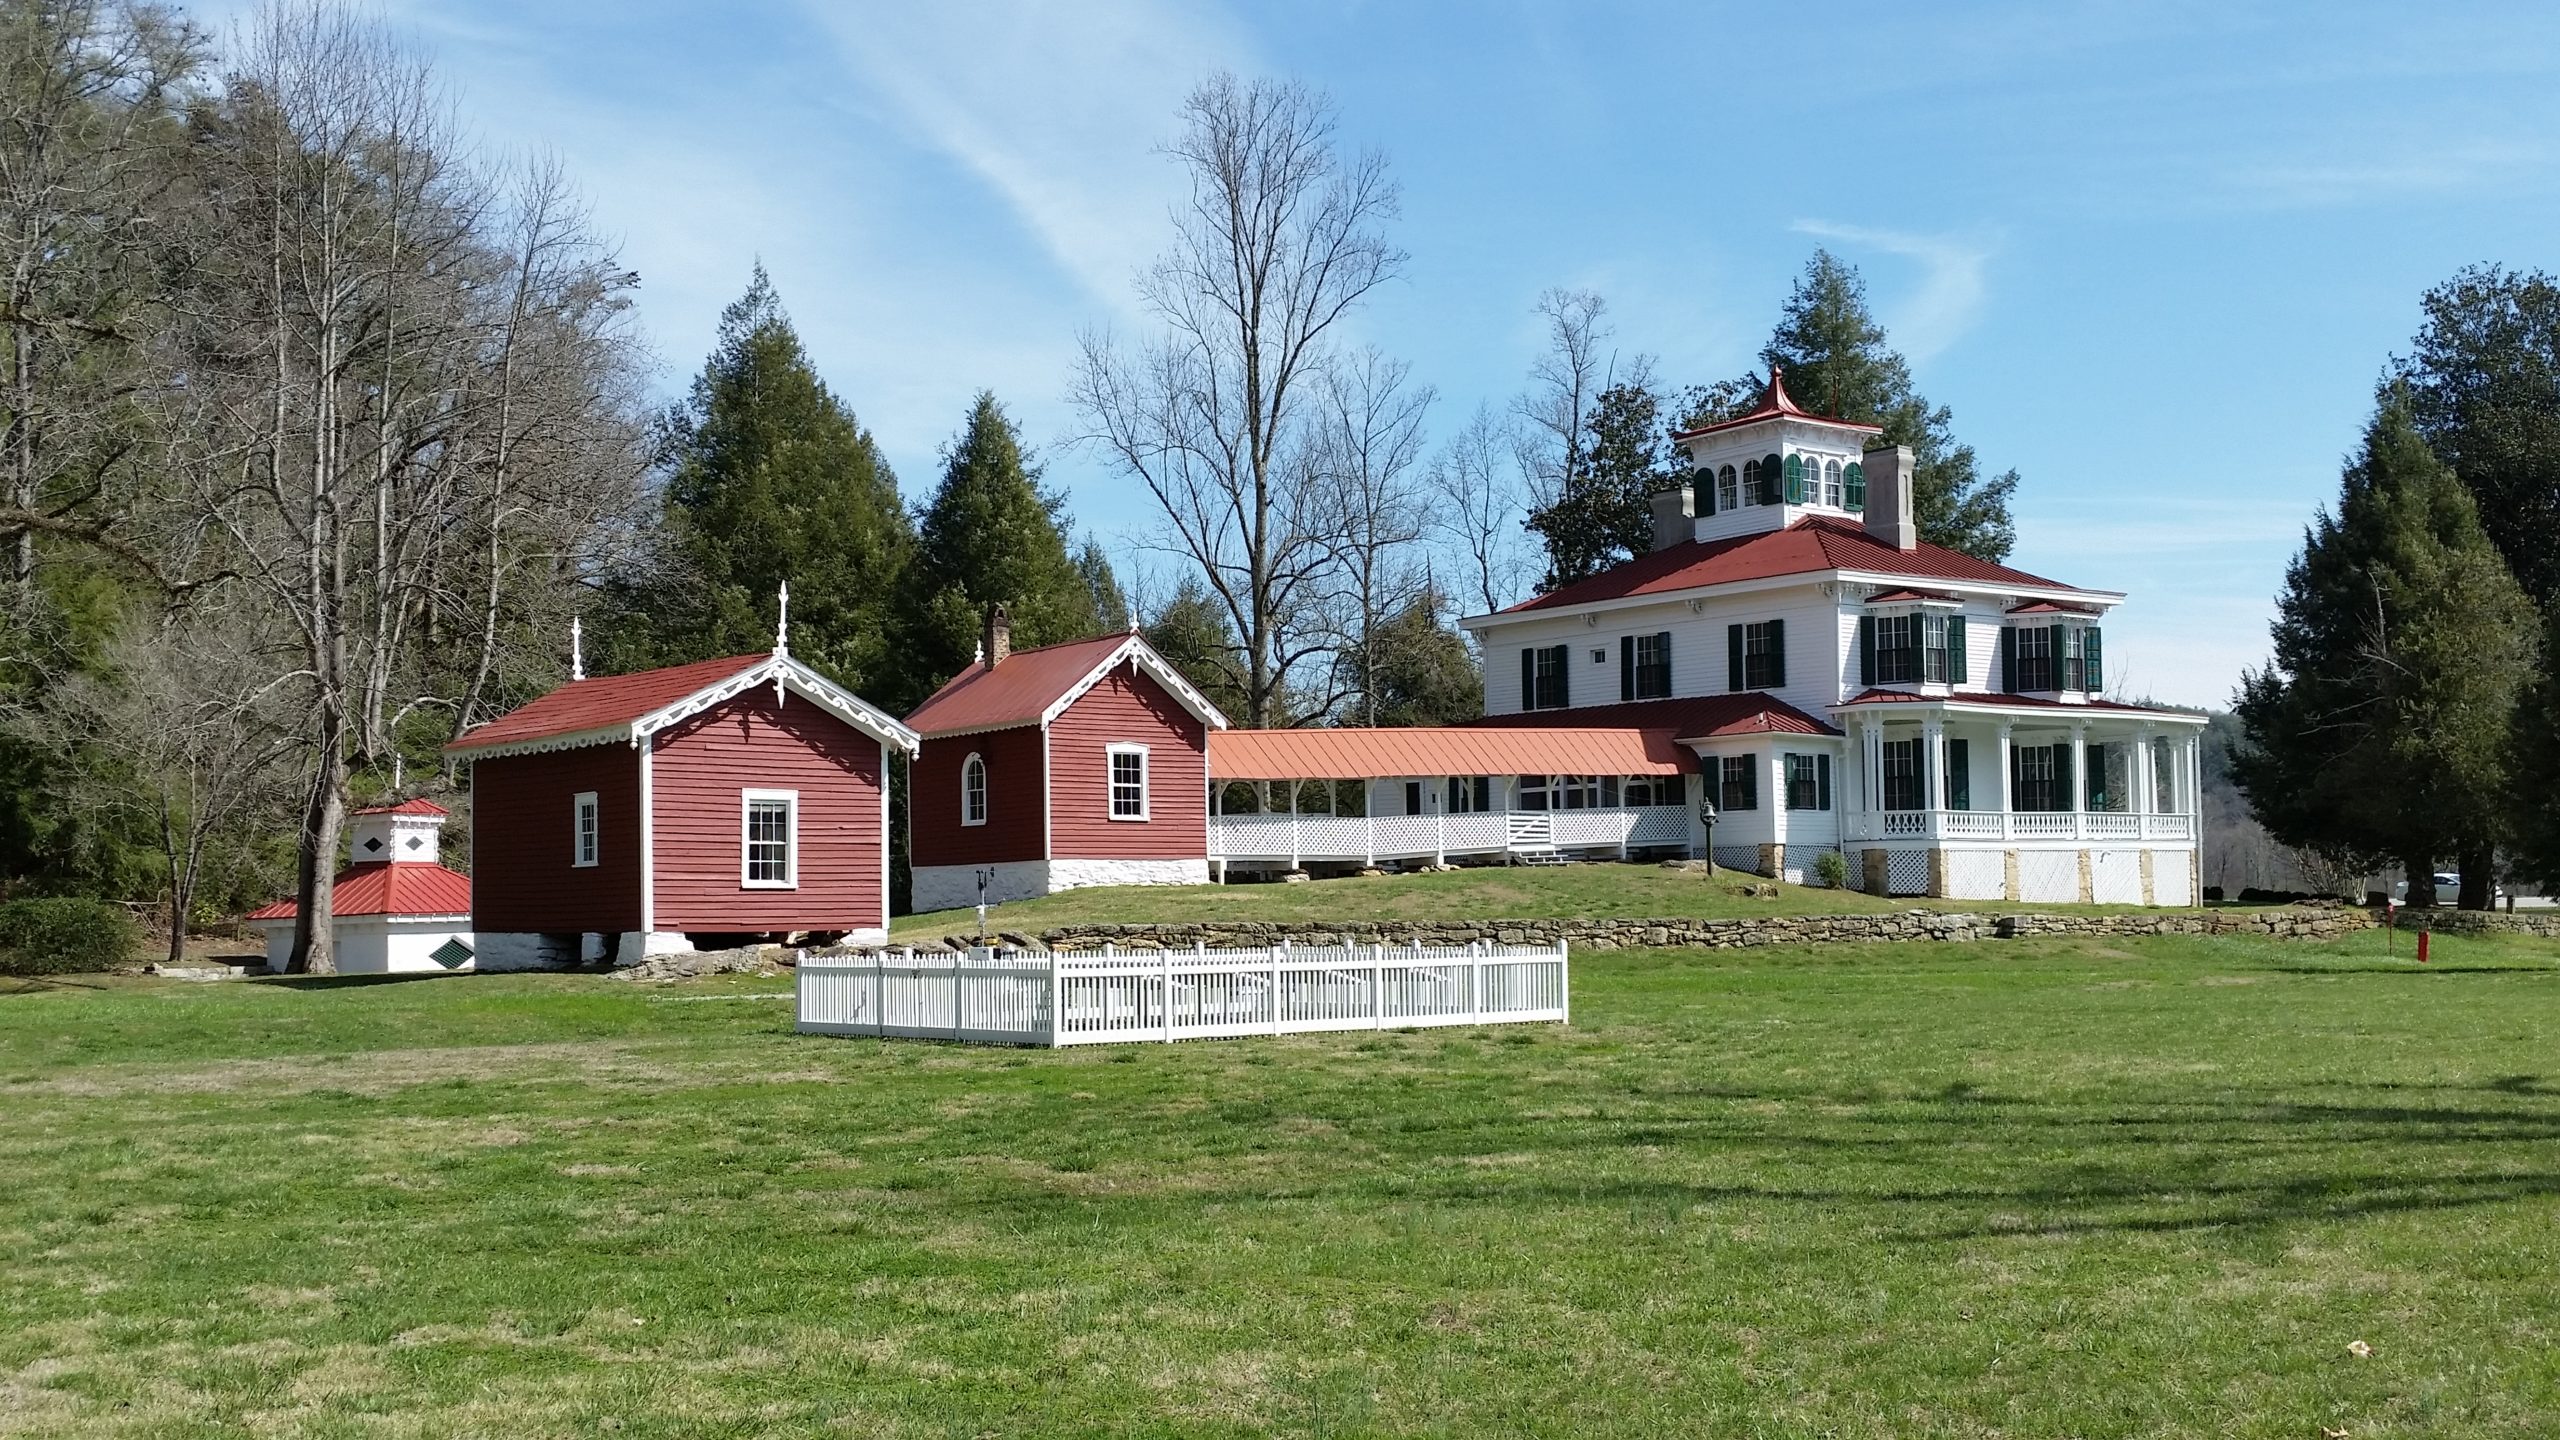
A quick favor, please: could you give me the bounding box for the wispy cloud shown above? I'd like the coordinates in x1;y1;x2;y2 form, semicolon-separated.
1790;220;1997;362
796;1;1256;312
2217;138;2545;209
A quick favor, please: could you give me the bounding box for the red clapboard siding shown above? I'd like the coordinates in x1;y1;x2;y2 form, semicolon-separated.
649;690;887;932
911;724;1047;867
469;745;643;934
1047;664;1207;861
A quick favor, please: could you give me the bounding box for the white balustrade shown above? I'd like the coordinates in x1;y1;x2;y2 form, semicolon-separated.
1844;809;2197;844
797;941;1572;1047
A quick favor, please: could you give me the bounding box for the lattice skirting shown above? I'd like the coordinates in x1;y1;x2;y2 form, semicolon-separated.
1783;844;1838;887
1712;845;1765;875
1884;850;1930;896
2091;849;2143;905
2154;848;2193;906
2018;849;2079;903
1944;850;2006;900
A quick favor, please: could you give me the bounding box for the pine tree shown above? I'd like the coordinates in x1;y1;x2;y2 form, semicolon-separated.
601;267;914;701
1526;379;1666;587
2233;398;2540;907
1363;587;1483;726
908;392;1100;685
2391;264;2560;612
1076;540;1130;633
1681;251;2019;561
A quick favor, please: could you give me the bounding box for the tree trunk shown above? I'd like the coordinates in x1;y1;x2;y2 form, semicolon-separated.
2401;857;2437;910
2457;846;2493;910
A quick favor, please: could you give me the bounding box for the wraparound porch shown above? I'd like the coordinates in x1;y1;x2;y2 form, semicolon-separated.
1210;805;1694;869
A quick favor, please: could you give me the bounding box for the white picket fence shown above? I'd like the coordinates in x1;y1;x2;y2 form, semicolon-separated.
795;940;1571;1047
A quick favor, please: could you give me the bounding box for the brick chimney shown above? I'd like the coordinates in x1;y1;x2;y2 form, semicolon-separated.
1862;444;1918;551
982;602;1012;668
1649;483;1695;551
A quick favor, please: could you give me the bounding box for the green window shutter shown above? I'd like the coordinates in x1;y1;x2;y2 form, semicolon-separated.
1552;645;1570;707
1728;624;1744;691
1947;617;1967;686
1858;615;1876;686
1783;453;1805;505
1742;754;1758;810
2049;624;2067;689
2085;627;2103;692
1947;738;1971;811
1843;461;1866;512
1619;635;1634;702
1657;631;1673;695
1521;647;1535;709
1816;753;1832;811
1760;452;1783;505
1694;465;1715;516
1769;618;1785;689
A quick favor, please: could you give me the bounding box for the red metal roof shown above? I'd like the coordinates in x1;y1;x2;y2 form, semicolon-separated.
1669;365;1885;440
1837;688;2199;718
354;797;449;817
245;862;472;921
1467;693;1840;739
1210;726;1694;781
446;654;767;753
1501;516;2072;614
905;633;1141;737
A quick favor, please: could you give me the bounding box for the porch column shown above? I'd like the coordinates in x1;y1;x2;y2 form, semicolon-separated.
2069;719;2089;840
1864;720;1883;812
1995;721;2014;841
1920;717;1944;829
2133;725;2156;821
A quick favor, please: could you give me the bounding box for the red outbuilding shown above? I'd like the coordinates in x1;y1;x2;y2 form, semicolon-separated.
905;608;1229;913
445;637;919;965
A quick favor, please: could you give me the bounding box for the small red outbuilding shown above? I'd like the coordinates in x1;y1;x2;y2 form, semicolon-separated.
906;610;1229;913
445;644;919;964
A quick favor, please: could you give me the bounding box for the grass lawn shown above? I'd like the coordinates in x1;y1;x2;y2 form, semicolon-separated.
6;929;2560;1436
897;863;1964;940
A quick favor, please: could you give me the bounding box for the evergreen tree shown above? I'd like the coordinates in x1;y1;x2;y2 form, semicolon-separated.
1526;379;1666;588
1142;574;1250;724
908;392;1100;685
602;267;914;700
1681;251;2020;561
2233;398;2540;907
2391;264;2560;612
1363;588;1483;726
1076;540;1131;632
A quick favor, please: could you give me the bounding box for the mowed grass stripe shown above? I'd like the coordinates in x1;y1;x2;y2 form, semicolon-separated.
4;929;2558;1436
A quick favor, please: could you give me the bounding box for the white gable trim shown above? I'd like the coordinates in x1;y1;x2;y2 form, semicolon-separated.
1036;636;1233;733
448;654;921;763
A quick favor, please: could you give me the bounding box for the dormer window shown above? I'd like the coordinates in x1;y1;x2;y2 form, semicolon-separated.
1859;604;1966;689
2003;620;2104;695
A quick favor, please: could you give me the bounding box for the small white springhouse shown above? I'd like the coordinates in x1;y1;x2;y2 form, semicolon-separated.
1204;368;2206;905
245;800;475;973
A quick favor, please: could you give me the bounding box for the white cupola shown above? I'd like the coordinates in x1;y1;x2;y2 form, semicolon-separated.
1659;366;1890;546
346;799;449;865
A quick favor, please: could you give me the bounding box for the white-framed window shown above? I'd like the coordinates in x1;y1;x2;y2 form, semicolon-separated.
1107;744;1150;820
961;753;987;826
1823;458;1843;507
741;789;797;888
572;791;599;868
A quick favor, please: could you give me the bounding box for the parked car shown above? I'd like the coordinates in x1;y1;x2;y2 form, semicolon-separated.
2394;872;2504;902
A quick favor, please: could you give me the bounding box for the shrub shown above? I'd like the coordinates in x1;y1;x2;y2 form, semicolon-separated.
1813;850;1851;890
0;897;141;977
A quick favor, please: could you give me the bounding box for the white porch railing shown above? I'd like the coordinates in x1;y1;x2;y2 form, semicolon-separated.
1210;807;1689;865
796;942;1571;1047
1844;810;2195;843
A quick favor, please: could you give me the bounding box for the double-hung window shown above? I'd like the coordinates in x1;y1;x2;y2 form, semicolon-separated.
1629;631;1671;700
1739;621;1783;689
2060;627;2086;693
1523;644;1571;710
1445;776;1493;813
1718;755;1758;812
1108;744;1149;820
1784;753;1832;811
1880;739;1923;811
1874;614;1918;684
961;754;987;826
2014;626;2055;692
1717;465;1739;511
1922;614;1952;684
572;791;599;867
2014;746;2059;812
741;790;796;887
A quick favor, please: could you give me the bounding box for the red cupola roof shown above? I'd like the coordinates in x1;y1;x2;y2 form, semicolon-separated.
1669;364;1885;441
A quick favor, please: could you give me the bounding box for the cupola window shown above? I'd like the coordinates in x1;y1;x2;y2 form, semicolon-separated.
1717;464;1738;512
1823;458;1843;507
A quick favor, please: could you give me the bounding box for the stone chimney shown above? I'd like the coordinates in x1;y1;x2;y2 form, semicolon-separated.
1649;484;1695;552
1863;444;1918;551
982;602;1012;668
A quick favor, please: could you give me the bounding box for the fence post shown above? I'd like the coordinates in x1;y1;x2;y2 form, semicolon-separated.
1469;947;1482;1026
1373;941;1386;1029
1558;939;1571;1025
952;948;965;1043
1162;947;1175;1044
1045;948;1060;1047
1435;813;1446;868
1268;940;1282;1034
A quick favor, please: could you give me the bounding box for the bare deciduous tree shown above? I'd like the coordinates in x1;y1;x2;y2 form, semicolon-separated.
1314;346;1431;724
1512;287;1609;510
1073;72;1404;729
1428;401;1528;617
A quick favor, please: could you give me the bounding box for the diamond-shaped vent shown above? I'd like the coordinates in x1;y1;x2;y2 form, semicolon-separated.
428;937;474;970
404;835;424;852
363;837;385;853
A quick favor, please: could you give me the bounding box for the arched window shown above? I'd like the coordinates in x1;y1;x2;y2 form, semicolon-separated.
1717;464;1738;511
1823;458;1843;507
1740;459;1760;505
961;753;987;826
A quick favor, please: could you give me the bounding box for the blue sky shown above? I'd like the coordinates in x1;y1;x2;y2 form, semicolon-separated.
262;0;2560;708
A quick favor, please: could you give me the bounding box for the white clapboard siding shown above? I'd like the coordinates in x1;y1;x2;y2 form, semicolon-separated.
797;942;1570;1047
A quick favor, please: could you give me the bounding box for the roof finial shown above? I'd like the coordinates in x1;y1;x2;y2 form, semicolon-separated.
1766;361;1798;414
775;580;790;656
570;616;585;681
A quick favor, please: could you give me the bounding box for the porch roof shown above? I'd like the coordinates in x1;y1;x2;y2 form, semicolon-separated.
1208;725;1694;781
1835;688;2209;722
